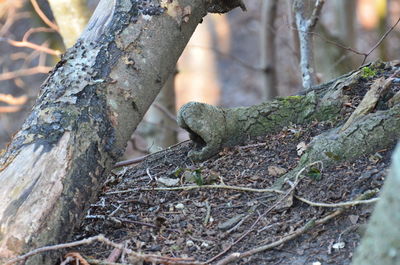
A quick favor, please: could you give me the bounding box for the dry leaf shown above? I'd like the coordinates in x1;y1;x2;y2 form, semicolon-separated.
268;165;287;176
297;141;307;156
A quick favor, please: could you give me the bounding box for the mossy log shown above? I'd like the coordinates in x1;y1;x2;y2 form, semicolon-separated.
177;61;400;173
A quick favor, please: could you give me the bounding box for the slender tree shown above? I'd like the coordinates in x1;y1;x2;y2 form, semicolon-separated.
292;0;324;89
260;0;278;100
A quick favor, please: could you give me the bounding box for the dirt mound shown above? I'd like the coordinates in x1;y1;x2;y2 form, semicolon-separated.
73;119;390;264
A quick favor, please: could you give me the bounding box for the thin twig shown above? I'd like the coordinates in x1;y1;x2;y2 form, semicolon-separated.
308;0;325;28
307;30;365;56
30;0;59;31
188;45;262;72
0;66;52;81
4;235;107;265
86;258;130;265
295;196;378;207
0;37;61;56
216;189;377;264
106;184;284;195
107;183;379;209
206;162;315;264
153;102;177;122
4;234;201;265
216;210;342;265
0;94;28;105
362;16;400;64
305;16;400;65
114;140;190;168
22;27;57;42
203;201;211;225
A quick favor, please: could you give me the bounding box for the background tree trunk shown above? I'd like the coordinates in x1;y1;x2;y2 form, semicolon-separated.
352;143;400;265
292;0;325;89
314;0;357;81
138;69;178;153
0;0;245;263
260;0;278;100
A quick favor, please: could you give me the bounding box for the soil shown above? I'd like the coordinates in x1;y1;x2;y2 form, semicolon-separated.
66;66;400;264
71;118;393;265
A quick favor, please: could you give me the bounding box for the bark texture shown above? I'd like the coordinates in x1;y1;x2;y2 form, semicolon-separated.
0;0;244;264
292;0;325;89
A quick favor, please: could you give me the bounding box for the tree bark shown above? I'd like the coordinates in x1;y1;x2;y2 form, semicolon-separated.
292;0;325;89
0;0;245;264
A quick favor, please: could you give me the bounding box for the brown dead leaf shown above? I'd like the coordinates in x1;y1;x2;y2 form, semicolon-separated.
268;165;287;177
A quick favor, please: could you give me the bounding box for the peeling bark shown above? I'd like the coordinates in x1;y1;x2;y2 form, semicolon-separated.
0;0;244;264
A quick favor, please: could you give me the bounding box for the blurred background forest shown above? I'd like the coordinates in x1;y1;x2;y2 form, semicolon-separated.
0;0;399;160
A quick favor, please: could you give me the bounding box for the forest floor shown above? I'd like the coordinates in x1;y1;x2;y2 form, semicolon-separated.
72;111;392;264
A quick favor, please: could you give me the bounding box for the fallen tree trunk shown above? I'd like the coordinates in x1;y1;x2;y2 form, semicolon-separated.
176;61;400;263
178;61;400;182
0;0;245;264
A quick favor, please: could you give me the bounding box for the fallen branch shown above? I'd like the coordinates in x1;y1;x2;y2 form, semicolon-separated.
206;162;316;264
108;183;379;209
113;140;190;168
216;189;376;265
4;234;203;265
216;210;342;265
